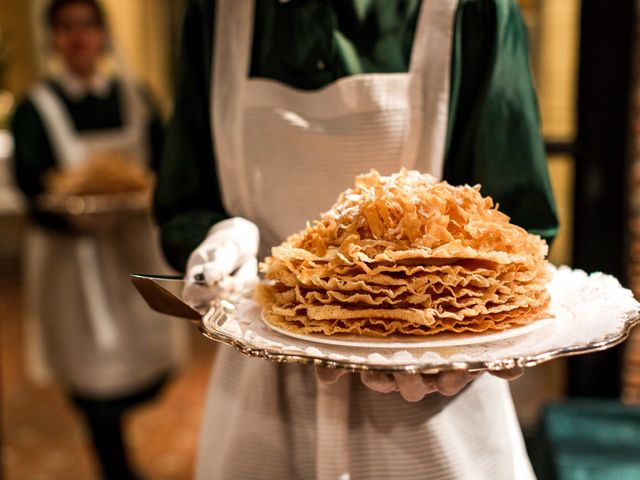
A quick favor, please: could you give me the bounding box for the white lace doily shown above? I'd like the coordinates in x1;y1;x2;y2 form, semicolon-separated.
200;266;640;373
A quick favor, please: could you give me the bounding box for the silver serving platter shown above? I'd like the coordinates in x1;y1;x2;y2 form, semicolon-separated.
132;267;640;374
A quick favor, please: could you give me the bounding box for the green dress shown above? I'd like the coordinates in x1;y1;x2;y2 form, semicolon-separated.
155;0;558;271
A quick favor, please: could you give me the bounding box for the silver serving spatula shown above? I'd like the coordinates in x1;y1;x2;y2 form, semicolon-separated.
130;274;202;320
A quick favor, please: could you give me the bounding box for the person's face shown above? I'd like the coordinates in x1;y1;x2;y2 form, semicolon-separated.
51;3;106;76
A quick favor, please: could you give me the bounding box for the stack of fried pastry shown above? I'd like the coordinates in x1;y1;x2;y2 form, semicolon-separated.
45;153;153;196
255;169;551;337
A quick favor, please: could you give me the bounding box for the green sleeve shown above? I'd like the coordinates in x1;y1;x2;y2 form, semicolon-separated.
11;99;71;231
153;0;227;272
444;0;559;243
11;99;56;198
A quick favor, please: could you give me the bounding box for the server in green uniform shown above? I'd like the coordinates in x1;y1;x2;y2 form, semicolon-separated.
11;1;184;479
156;1;558;478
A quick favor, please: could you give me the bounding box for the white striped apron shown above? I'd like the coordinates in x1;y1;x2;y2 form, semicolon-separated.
198;0;536;478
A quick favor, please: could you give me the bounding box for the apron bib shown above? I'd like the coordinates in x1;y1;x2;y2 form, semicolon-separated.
212;0;455;256
200;1;535;479
25;77;186;397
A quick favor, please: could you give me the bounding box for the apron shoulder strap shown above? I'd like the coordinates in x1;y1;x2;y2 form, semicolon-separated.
114;76;151;165
410;0;459;176
116;76;149;130
211;0;255;216
29;83;85;168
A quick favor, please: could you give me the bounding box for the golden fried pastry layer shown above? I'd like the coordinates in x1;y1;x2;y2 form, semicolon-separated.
256;169;551;337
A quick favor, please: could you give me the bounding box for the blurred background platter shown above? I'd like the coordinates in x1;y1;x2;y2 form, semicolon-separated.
35;188;151;215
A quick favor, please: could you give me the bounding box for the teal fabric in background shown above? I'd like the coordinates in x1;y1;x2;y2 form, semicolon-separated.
542;401;640;480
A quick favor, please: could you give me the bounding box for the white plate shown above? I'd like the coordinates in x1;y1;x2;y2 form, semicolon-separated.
261;312;553;349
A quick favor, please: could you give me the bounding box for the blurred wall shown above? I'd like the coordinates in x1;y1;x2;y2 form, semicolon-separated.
0;0;38;95
537;0;580;268
101;0;173;116
532;0;581;268
0;1;36;271
512;0;582;427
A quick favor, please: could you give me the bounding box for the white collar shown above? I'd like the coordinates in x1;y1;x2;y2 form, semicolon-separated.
53;68;113;100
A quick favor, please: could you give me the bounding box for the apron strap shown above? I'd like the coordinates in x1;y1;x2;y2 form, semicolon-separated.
30;84;86;168
211;0;256;218
409;0;459;176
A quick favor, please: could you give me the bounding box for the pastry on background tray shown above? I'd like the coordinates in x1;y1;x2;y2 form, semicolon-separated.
44;153;152;196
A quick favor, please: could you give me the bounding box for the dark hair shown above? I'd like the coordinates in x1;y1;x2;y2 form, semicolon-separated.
47;0;106;29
